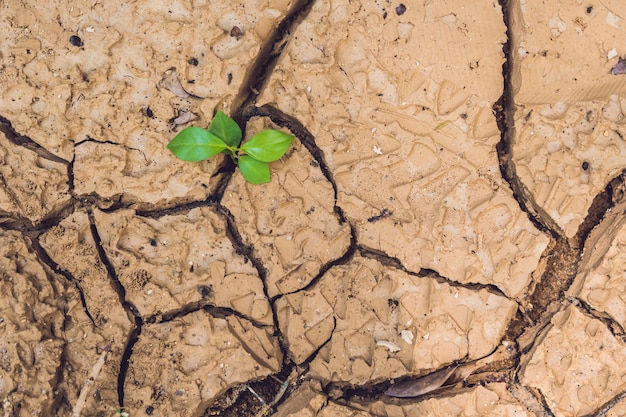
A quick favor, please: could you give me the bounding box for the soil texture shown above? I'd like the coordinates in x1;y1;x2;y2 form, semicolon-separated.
2;0;626;416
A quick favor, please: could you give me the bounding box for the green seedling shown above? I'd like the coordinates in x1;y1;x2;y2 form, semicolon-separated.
115;408;129;417
167;110;294;184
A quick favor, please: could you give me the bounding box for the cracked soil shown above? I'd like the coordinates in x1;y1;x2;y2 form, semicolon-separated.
2;0;626;416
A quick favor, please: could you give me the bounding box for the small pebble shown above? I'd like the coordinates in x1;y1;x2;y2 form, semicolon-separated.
69;35;83;47
230;26;243;37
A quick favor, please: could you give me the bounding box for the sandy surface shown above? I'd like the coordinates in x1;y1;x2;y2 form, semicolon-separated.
2;0;626;416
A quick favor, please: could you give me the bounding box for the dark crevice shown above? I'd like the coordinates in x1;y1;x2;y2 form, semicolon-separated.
0;210;36;232
29;236;96;325
0;115;70;164
51;347;69;412
323;381;389;406
297;317;337;371
328;336;518;405
76;190;217;214
493;1;561;239
85;205;140;322
0;184;73;234
575;170;626;246
273;226;357;302
200;384;248;416
494;111;560;237
359;245;511;299
508;382;555;417
48;358;70;417
230;0;317;116
216;204;271;292
210;157;237;203
145;301;273;330
523;238;579;323
359;245;409;271
31;201;77;232
495;0;580;336
201;370;293;417
0;171;26;216
526;385;557;417
67;149;76;196
244;372;294;416
215;203;294;364
511;169;626;338
134;198;220;218
75;136;148;161
84;204;143;407
325;363;481;407
417;266;512;300
117;326;142;407
585;390;626;417
50;390;72;417
252;104;342;204
504;311;535;347
573;297;626;339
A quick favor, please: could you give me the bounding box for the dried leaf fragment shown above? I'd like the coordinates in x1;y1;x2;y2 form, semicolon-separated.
385;364;458;398
159;67;195;98
170;109;199;126
611;57;626;75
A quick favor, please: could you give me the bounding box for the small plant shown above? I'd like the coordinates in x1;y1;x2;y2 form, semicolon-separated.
167;110;294;184
114;408;129;417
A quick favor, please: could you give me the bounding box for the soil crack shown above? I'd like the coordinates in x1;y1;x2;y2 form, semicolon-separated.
29;236;96;325
0;115;70;164
493;0;562;239
252;105;342;205
230;0;318;115
494;2;626;415
85;204;143;407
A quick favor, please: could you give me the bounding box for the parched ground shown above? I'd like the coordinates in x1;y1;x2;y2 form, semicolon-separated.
2;0;626;416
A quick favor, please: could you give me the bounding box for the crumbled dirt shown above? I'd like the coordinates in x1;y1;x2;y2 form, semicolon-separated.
2;0;626;416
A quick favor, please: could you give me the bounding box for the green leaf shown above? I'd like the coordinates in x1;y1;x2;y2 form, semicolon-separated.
240;129;294;162
167;127;228;162
238;155;270;184
208;110;242;147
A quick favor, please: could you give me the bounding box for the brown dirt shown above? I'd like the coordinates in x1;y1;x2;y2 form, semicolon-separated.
2;0;626;416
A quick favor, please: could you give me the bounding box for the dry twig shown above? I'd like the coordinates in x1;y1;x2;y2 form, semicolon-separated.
71;343;112;417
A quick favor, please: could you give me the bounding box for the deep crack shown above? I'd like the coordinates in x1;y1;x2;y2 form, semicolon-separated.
0;115;69;164
84;204;143;406
231;0;318;115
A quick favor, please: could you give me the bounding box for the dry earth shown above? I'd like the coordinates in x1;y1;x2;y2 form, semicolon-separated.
2;0;626;416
